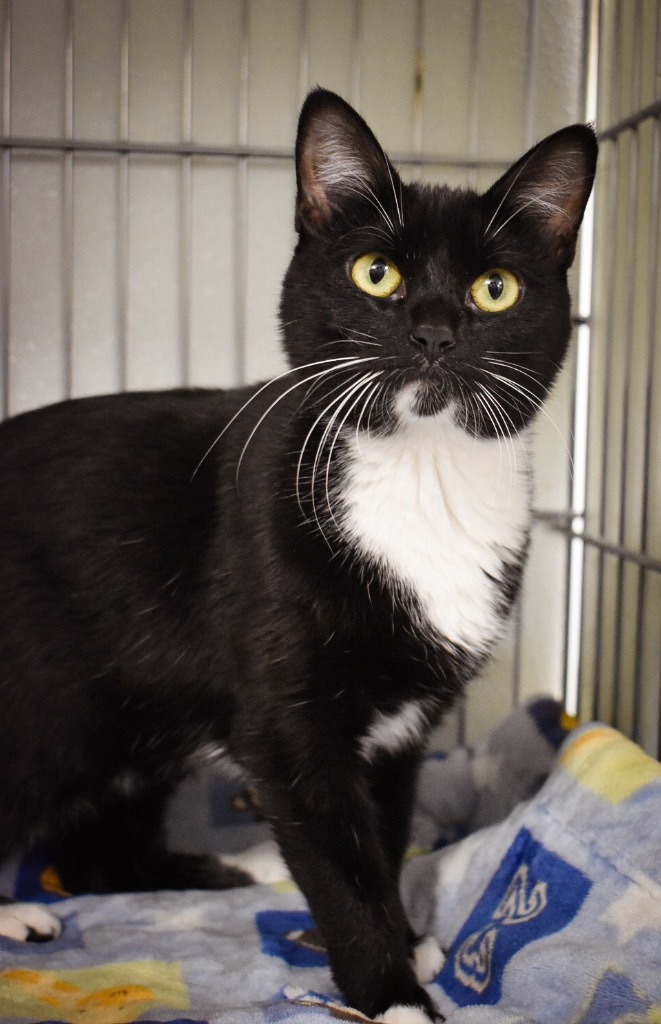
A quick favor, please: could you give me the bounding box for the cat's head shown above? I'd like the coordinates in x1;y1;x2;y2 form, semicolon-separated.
280;88;597;438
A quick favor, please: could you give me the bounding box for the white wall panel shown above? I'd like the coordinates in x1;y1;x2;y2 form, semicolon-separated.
518;528;569;701
305;0;355;101
358;0;419;153
71;156;121;396
421;0;477;160
191;0;244;145
126;157;183;389
9;154;67;414
247;0;302;148
528;1;585;139
10;0;67;137
189;160;239;387
244;162;295;383
73;1;124;141
473;0;529;172
129;0;187;143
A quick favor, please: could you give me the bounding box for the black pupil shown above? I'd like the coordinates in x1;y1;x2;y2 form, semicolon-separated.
369;258;388;285
487;274;504;300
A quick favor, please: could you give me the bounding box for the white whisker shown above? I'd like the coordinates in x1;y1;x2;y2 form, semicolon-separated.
383;155;403;229
483;148;541;240
489;178;578;240
295;371;378;521
322;374;383;532
474;382;517;479
234;357;379;484
483;357;545;388
354;376;388;452
303;372;382;540
191;356;373;480
342;182;395;237
301;366;362;409
482;368;573;473
323;338;383;349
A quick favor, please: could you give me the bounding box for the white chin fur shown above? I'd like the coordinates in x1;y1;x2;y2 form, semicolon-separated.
221;839;291;885
375;1005;435;1024
0;902;61;942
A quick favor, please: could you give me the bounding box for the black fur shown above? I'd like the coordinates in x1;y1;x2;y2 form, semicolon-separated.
0;90;596;1019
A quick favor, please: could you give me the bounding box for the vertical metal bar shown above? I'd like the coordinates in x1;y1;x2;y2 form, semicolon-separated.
412;0;424;158
63;0;74;398
511;600;522;709
631;0;643;113
180;0;193;386
298;0;309;103
611;0;642;731
0;0;11;419
234;0;250;385
462;0;480;740
591;0;623;723
632;112;660;743
513;0;538;711
523;0;537;149
611;152;638;727
590;134;617;723
614;0;624;123
564;0;600;716
454;0;482;743
467;0;480;190
351;0;363;108
118;0;130;392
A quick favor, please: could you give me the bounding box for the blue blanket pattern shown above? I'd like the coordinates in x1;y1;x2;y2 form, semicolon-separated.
1;713;659;1023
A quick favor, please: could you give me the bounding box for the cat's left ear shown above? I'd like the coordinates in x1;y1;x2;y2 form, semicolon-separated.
294;88;401;234
484;125;598;269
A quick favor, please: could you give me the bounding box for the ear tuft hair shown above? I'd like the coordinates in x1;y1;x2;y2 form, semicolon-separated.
484;125;598;268
295;88;401;234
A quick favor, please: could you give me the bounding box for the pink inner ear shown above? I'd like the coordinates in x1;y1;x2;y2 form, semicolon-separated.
294;94;398;234
530;157;595;266
485;125;597;270
539;158;593;235
297;133;334;231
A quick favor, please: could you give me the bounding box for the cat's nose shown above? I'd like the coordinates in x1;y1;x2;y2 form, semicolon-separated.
409;324;456;362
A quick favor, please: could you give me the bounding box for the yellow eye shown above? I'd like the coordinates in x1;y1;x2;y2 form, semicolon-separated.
470;269;521;313
351;253;403;298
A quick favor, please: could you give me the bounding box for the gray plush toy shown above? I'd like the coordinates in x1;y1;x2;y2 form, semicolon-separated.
410;696;576;852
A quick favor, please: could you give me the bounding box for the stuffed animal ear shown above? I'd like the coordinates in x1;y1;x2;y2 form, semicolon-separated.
294;88;401;233
484;124;598;269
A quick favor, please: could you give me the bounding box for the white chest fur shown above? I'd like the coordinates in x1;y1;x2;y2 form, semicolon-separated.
340;406;531;655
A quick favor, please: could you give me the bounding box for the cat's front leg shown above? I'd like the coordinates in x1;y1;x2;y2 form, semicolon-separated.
369;751;446;986
260;763;442;1022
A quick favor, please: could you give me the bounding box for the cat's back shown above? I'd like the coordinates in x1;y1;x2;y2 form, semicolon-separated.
0;387;266;616
0;388;232;474
0;388;246;521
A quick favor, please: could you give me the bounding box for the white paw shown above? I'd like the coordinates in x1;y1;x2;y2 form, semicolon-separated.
413;934;445;983
375;1006;434;1024
222;839;291;884
0;902;61;942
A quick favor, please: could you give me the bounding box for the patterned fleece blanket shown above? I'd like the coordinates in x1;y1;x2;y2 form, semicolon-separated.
0;702;660;1024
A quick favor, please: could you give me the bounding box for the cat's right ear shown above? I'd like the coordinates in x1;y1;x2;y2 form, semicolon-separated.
294;88;399;234
484;124;598;269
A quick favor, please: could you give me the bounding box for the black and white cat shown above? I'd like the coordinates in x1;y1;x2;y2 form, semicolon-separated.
0;89;596;1021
